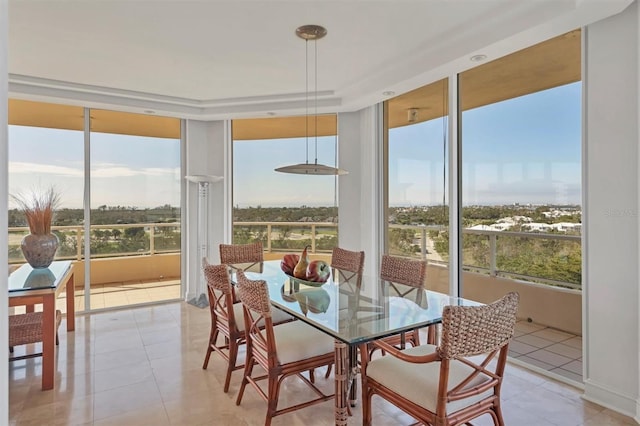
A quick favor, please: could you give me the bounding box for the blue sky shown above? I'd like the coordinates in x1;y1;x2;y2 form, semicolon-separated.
233;136;339;208
389;82;581;206
8;82;581;209
8;127;181;209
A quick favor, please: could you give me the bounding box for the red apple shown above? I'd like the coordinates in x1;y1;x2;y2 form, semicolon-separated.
280;253;300;275
306;260;331;282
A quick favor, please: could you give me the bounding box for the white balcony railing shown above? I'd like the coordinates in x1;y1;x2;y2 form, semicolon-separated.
8;221;581;290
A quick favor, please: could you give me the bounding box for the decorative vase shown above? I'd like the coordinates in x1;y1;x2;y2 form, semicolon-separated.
21;233;59;269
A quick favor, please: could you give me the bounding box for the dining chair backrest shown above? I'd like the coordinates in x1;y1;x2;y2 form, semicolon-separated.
439;291;519;359
202;259;238;332
330;247;365;274
219;242;264;271
235;270;276;368
380;254;427;288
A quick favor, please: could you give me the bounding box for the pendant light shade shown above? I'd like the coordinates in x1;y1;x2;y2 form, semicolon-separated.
275;25;348;176
275;162;348;175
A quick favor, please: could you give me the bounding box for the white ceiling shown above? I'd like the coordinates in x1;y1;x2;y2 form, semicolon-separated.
7;0;632;120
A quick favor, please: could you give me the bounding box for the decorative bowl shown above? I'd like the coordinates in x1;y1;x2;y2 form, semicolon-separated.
284;273;328;288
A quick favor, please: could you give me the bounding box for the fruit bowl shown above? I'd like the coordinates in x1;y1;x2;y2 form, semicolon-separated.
284;273;328;288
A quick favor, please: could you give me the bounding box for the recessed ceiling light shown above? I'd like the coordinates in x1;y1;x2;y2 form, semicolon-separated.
470;54;487;62
382;91;395;96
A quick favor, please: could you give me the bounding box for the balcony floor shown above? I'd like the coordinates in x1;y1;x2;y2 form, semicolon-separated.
511;321;583;384
8;301;632;425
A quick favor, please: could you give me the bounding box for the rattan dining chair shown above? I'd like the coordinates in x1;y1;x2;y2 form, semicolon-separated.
201;259;293;393
219;242;265;303
9;310;63;361
376;254;428;351
235;270;335;426
219;242;264;272
330;247;365;286
359;292;520;426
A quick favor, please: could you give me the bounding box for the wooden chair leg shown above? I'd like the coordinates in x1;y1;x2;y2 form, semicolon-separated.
265;371;280;426
202;329;219;369
325;364;332;378
224;339;239;393
236;356;255;406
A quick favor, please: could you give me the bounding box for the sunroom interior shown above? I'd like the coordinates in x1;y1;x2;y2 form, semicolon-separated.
2;0;640;424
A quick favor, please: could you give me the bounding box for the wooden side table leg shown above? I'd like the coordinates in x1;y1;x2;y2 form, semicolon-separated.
65;273;75;331
334;340;349;426
41;294;55;390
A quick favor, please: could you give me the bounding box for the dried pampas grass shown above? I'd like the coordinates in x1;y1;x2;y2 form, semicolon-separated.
12;187;61;235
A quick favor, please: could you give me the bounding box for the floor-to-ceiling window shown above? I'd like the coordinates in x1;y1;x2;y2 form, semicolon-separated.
8;100;182;312
459;30;582;383
232;115;339;262
88;110;181;310
385;79;449;292
8;100;84;315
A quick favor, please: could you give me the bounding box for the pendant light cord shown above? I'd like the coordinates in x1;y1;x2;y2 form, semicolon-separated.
305;39;310;165
442;80;447;219
314;37;319;165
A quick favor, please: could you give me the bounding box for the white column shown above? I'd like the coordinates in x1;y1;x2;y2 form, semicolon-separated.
1;0;9;421
583;2;640;418
338;105;384;277
184;119;227;303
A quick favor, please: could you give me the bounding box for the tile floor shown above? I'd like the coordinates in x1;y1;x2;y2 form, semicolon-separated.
510;321;583;384
8;302;637;426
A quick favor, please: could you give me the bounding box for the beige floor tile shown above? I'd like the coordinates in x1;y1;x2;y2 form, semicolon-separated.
92;378;163;421
93;402;170;426
93;361;154;393
526;348;574;367
93;347;149;372
8;301;625;426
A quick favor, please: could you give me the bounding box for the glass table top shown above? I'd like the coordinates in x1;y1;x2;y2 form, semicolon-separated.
8;261;72;292
239;260;481;345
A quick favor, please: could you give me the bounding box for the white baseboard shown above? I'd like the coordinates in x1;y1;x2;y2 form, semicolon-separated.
583;379;638;421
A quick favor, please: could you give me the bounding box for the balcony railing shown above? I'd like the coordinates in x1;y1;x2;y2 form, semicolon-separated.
9;221;581;290
8;223;181;263
234;221;581;290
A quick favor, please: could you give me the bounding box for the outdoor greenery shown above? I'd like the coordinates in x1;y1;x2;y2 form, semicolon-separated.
8;205;181;262
390;205;582;288
8;203;582;288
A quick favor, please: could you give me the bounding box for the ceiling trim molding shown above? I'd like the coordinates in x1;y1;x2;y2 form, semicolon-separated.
8;74;340;119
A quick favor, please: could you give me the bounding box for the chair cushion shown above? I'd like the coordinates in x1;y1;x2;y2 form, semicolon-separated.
273;321;335;365
233;303;294;333
367;344;493;414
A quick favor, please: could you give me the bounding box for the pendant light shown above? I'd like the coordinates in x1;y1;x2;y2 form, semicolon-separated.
275;25;348;176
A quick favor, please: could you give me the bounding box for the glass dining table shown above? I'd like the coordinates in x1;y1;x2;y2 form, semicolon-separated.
237;259;480;426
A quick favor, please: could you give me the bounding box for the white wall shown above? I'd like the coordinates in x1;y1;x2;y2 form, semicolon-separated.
338;106;383;277
583;1;640;418
1;0;9;422
184;119;227;302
